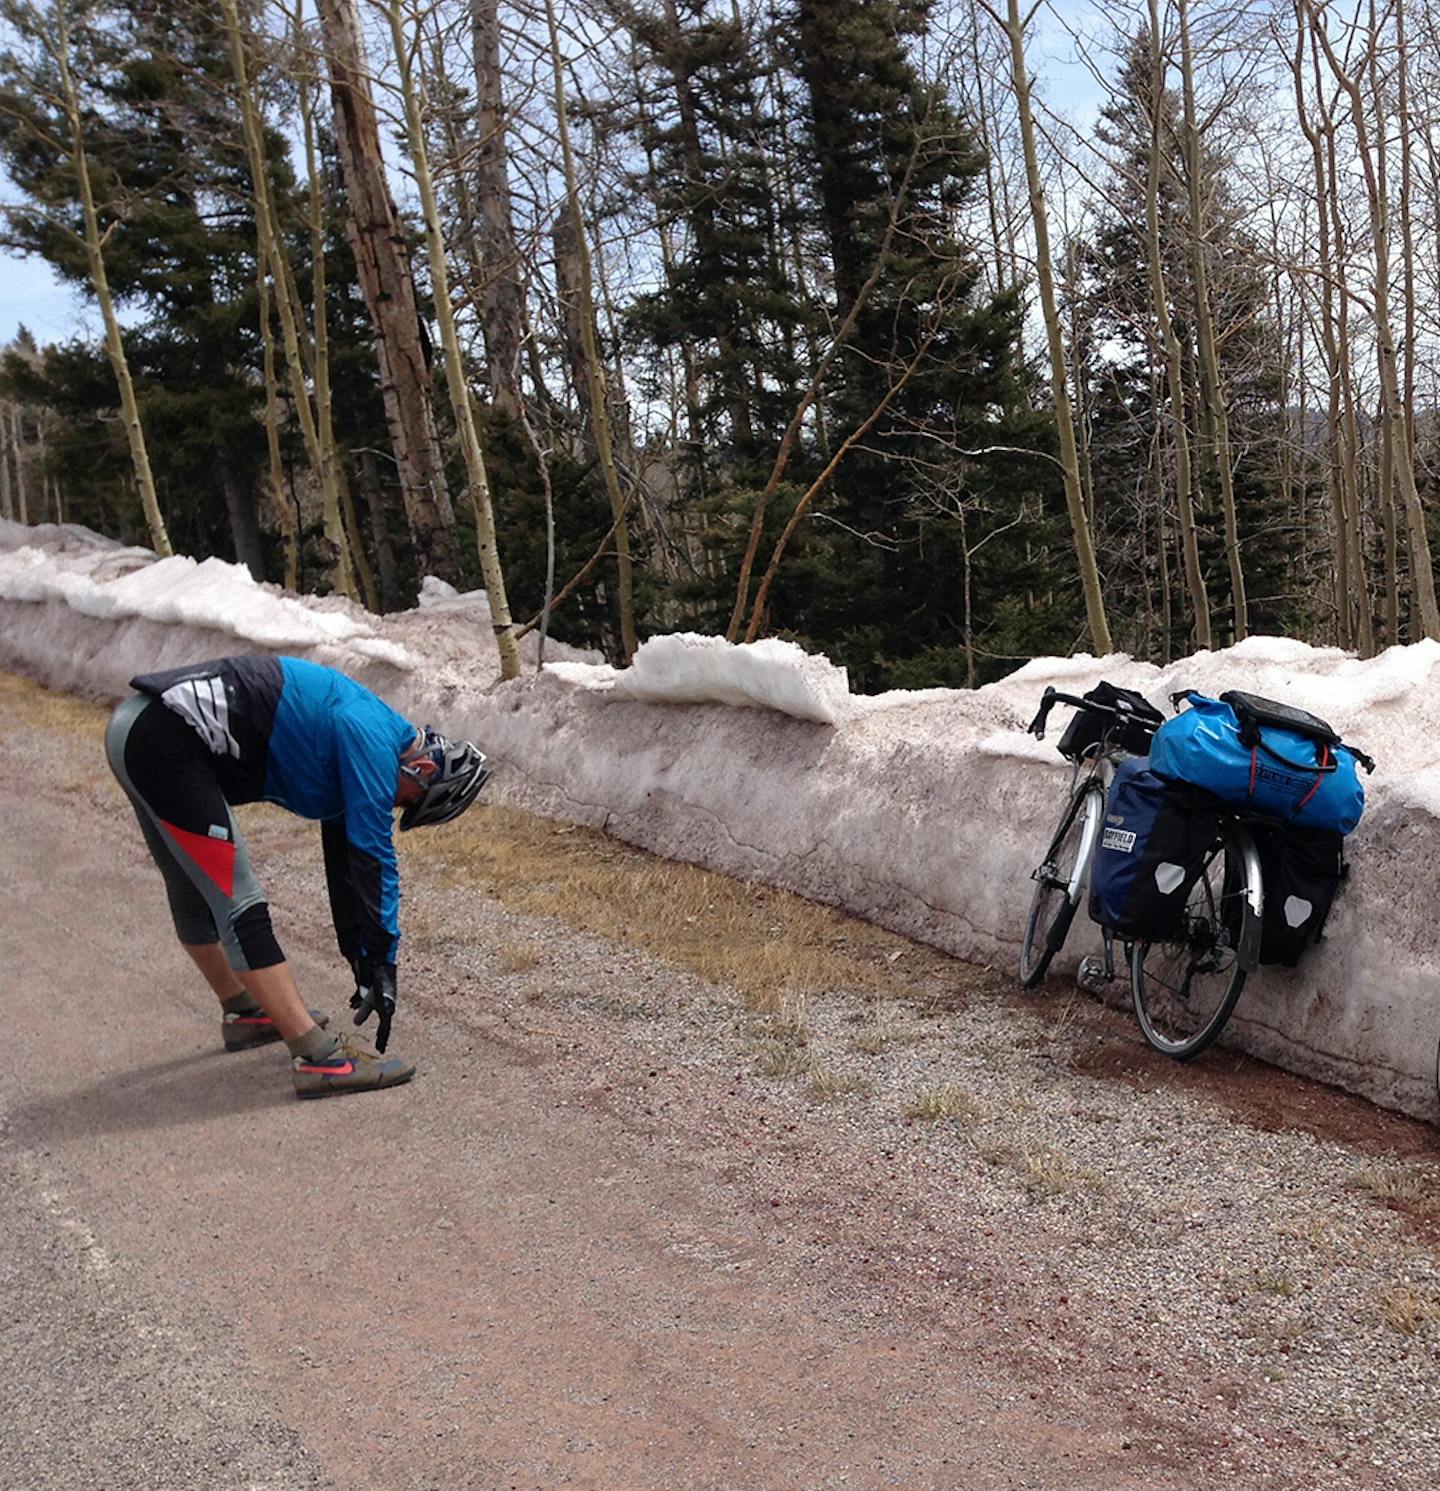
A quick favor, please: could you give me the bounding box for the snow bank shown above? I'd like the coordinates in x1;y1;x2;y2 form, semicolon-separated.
551;632;853;725
0;524;413;667
3;522;1438;1120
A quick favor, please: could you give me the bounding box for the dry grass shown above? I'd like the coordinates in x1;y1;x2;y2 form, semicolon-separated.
850;1016;927;1057
1348;1163;1440;1245
1351;1164;1431;1206
752;1041;806;1079
0;672;114;795
748;1000;812;1079
1377;1284;1440;1336
497;941;542;975
0;670;110;742
749;997;809;1044
971;1135;1106;1197
906;1084;987;1125
807;1064;872;1103
421;806;958;1013
851;1024;894;1056
1253;1269;1296;1299
1015;1145;1107;1197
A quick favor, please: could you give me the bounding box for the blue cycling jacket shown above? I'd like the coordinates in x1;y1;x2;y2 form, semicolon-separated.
131;655;416;967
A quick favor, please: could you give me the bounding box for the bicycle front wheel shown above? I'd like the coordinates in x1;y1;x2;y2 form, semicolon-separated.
1130;824;1253;1060
1019;782;1101;989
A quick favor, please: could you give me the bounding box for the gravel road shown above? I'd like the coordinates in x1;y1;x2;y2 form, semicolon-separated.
3;677;1439;1490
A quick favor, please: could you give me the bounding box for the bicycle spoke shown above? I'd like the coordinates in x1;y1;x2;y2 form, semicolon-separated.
1020;784;1096;989
1131;829;1250;1059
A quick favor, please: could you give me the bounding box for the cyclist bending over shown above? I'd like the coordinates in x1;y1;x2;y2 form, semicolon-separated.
104;654;490;1098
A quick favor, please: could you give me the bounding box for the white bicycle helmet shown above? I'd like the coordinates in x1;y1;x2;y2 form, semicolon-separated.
398;726;491;830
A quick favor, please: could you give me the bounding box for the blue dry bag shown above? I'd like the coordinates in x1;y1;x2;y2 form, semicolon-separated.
1148;690;1371;835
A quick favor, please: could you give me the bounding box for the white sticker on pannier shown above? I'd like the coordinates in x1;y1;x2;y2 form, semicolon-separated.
1154;862;1186;895
1284;895;1313;928
1102;828;1137;853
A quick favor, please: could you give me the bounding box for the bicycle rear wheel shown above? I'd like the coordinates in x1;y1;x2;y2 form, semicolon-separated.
1019;782;1100;989
1130;824;1253;1060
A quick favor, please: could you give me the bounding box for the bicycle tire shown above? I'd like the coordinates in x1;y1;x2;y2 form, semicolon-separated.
1130;823;1254;1060
1019;782;1101;989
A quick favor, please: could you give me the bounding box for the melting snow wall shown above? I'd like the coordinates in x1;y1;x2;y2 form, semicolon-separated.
4;520;1438;1120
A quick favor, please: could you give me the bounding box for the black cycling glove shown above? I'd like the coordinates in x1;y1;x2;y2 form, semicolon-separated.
350;959;398;1053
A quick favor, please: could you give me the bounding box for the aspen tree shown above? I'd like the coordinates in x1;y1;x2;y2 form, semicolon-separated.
1392;0;1417;636
1311;0;1438;640
289;0;377;609
42;0;171;556
256;213;298;590
11;406;28;525
1370;3;1397;642
1177;0;1245;638
1311;5;1437;644
379;0;521;678
1141;0;1209;648
981;0;1111;654
221;0;356;596
1290;18;1350;645
543;0;638;661
0;402;13;523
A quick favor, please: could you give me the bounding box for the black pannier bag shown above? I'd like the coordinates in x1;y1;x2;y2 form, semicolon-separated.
1251;825;1345;966
1058;681;1164;762
1089;759;1221;941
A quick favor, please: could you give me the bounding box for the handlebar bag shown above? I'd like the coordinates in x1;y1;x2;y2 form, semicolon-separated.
1251;825;1345;967
1088;759;1221;940
1057;682;1164;762
1149;692;1366;835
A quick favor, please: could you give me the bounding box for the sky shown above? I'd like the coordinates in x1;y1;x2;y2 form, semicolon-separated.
0;243;99;348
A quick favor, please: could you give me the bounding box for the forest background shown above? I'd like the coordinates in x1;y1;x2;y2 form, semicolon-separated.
0;0;1430;689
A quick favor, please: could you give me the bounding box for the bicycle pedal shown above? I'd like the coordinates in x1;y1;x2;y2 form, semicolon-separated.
1076;956;1113;993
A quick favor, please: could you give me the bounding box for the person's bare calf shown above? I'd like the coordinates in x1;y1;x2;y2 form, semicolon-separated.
183;942;321;1048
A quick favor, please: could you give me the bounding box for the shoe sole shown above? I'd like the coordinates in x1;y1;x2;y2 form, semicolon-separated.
294;1067;416;1099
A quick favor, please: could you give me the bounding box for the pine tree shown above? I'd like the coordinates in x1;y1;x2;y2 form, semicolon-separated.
625;0;804;480
764;0;1067;687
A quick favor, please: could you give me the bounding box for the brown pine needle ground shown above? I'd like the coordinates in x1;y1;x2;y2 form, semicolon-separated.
423;804;965;1014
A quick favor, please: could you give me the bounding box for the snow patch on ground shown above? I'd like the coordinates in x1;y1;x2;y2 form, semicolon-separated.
2;522;1438;1120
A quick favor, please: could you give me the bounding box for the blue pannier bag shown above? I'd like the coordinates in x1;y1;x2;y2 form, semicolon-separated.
1089;759;1221;940
1148;690;1373;836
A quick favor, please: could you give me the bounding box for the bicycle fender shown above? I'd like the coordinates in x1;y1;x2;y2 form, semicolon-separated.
1236;831;1265;974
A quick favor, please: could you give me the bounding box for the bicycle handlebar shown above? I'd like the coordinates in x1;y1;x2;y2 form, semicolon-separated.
1027;687;1089;737
1027;687;1150;741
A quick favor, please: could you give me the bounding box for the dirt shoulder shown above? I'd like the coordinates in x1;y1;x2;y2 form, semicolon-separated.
3;672;1438;1491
